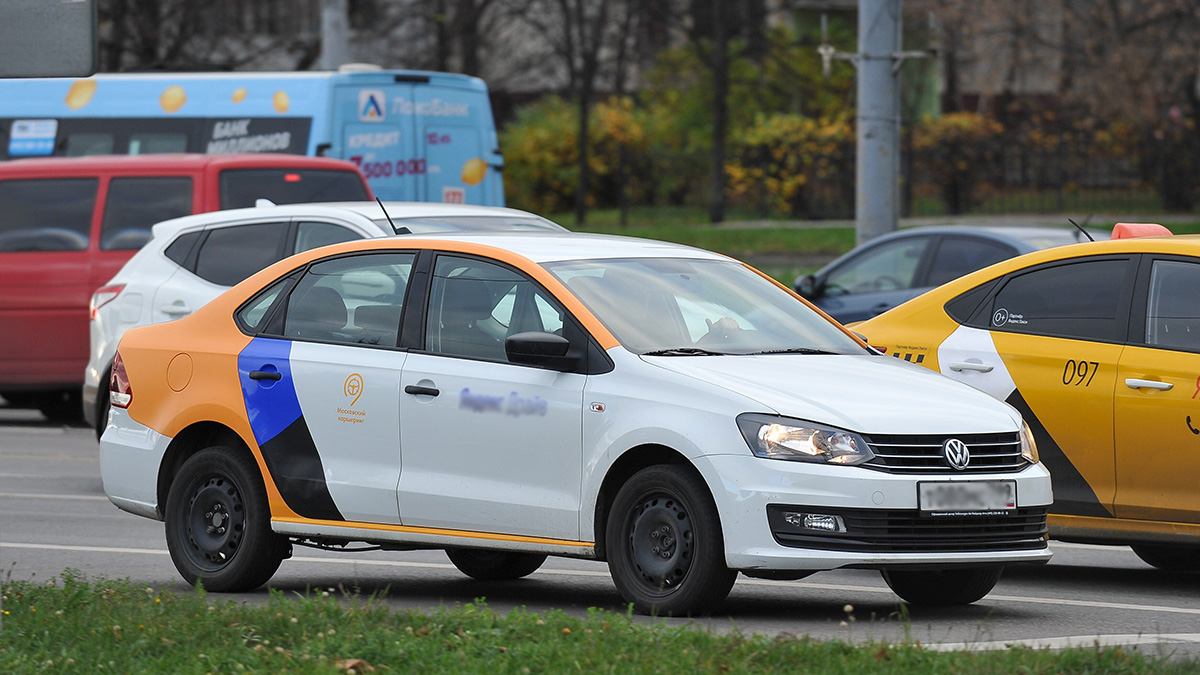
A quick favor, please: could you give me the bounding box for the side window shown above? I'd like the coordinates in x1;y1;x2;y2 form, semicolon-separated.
0;177;97;251
281;253;414;347
164;231;202;266
987;259;1132;342
193;222;288;287
218;169;371;209
824;237;927;296
236;276;293;333
1144;260;1200;351
426;255;562;361
294;221;362;254
925;237;1016;287
101;177;194;250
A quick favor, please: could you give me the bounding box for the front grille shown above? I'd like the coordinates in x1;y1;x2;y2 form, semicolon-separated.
861;431;1028;474
767;504;1048;553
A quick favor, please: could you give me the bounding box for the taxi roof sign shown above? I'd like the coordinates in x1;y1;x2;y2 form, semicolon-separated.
1111;222;1173;239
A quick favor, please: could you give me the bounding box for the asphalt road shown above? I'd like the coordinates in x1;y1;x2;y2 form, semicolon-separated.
3;405;1199;658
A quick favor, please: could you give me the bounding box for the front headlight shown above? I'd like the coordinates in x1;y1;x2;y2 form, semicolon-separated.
1020;420;1039;464
737;414;874;465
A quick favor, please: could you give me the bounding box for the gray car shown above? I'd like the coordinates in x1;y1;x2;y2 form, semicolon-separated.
794;225;1103;324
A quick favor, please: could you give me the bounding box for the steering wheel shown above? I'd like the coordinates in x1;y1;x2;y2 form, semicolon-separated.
696;316;744;346
871;275;904;291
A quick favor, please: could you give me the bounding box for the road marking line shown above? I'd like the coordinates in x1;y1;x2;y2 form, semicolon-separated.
0;493;109;501
3;542;1200;618
927;633;1200;652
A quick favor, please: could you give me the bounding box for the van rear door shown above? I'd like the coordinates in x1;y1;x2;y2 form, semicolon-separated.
416;84;503;206
336;84;416;201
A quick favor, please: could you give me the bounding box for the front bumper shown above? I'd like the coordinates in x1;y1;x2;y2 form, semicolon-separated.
698;454;1054;571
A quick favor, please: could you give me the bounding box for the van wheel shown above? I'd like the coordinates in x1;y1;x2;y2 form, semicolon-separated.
606;465;736;616
882;566;1003;606
165;446;289;592
38;390;82;422
445;549;546;580
1131;544;1200;571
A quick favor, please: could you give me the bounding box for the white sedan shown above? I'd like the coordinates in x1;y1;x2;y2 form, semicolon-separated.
99;231;1052;615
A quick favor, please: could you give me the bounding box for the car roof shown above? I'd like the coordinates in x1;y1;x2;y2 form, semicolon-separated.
146;201;564;241
874;225;1101;250
0;153;361;173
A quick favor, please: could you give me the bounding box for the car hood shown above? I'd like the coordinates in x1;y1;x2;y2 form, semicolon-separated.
641;353;1019;435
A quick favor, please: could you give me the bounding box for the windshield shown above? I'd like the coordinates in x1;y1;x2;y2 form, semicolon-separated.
371;215;566;234
545;257;866;355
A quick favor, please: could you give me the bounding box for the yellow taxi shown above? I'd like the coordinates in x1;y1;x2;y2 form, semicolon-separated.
856;224;1200;571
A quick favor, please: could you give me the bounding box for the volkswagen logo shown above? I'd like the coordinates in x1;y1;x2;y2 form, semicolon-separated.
943;438;970;470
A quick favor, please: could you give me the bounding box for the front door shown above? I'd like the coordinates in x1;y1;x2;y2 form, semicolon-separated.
398;254;586;540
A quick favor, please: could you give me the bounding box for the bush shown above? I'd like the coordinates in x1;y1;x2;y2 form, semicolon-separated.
911;112;1005;214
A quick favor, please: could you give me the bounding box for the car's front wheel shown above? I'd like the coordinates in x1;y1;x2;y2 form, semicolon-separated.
1131;544;1200;572
881;566;1003;606
165;445;289;591
606;465;736;616
445;549;547;580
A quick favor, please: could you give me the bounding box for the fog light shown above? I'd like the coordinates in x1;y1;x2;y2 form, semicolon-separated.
783;512;846;533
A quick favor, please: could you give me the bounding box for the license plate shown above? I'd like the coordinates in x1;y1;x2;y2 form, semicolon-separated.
918;480;1016;515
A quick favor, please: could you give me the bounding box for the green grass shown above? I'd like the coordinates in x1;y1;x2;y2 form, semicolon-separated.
2;574;1197;674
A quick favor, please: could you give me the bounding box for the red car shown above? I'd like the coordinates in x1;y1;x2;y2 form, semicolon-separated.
0;153;372;419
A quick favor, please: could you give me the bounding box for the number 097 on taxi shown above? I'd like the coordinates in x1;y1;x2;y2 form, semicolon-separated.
919;480;1016;515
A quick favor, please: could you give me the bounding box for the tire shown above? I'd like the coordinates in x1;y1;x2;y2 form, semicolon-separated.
165;446;289;592
445;549;547;580
605;465;736;616
881;566;1003;606
94;382;110;441
38;390;83;422
1131;544;1200;572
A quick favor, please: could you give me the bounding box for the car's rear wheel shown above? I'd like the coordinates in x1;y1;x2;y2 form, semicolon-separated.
445;549;547;580
881;566;1003;606
606;465;736;616
1131;544;1200;572
165;445;289;592
94;377;111;441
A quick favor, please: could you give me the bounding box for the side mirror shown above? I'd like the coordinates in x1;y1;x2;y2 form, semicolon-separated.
505;331;580;371
795;274;819;299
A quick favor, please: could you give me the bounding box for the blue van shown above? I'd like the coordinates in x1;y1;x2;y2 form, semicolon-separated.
0;66;504;205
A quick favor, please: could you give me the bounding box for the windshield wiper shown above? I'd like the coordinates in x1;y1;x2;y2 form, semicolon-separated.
747;347;839;355
641;347;729;356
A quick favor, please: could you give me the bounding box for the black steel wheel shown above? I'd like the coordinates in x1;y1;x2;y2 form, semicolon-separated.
94;377;110;441
1131;544;1200;572
445;548;547;580
606;465;736;616
165;446;289;592
882;566;1003;606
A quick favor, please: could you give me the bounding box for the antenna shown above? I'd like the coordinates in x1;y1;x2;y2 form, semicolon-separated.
1067;218;1095;242
376;197;409;235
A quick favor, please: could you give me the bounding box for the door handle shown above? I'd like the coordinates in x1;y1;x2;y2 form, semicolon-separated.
160;300;191;316
1125;378;1172;391
404;385;440;397
948;361;994;373
249;370;282;381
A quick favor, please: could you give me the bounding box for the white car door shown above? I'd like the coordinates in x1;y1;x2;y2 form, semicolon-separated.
398;254;586;541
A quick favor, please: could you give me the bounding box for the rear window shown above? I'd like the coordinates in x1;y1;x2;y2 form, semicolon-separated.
218;168;369;209
0;177;98;252
101;176;193;250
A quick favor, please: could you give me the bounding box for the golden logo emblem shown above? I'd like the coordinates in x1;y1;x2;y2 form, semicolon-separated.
344;373;364;407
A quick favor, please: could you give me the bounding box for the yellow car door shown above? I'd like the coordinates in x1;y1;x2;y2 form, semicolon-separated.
1114;257;1200;523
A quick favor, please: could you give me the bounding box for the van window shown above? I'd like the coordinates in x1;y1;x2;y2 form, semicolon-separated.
218;169;370;209
101;177;194;250
64;133;114;156
193;222;288;287
0;177;98;252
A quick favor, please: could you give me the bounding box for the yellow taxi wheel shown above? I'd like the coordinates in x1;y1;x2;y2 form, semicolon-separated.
1131;544;1200;572
165;445;289;591
881;566;1003;606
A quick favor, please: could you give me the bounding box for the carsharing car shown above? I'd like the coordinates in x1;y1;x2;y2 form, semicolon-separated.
83;201;565;436
856;224;1200;571
99;232;1051;615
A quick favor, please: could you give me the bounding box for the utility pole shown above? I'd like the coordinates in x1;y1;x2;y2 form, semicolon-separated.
320;0;350;70
856;0;902;245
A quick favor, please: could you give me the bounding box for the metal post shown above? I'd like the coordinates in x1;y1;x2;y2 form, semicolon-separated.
320;0;350;70
856;0;903;245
